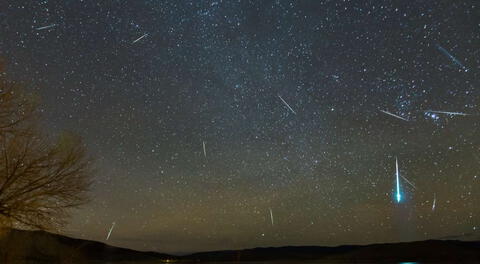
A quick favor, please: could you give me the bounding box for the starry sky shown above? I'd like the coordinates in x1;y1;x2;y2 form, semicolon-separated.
1;0;479;254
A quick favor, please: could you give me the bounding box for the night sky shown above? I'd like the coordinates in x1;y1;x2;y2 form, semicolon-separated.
1;0;479;254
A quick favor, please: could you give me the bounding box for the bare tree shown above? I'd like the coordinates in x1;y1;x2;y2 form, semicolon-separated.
0;68;92;230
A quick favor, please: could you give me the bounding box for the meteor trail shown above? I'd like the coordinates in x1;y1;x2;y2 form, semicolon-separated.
132;33;148;44
278;95;296;114
269;208;274;226
380;110;409;122
106;222;116;240
395;157;401;203
432;193;436;211
425;110;469;116
436;44;469;72
36;24;57;31
401;174;416;190
202;141;207;158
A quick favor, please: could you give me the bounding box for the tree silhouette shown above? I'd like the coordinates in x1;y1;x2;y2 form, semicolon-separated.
0;66;92;230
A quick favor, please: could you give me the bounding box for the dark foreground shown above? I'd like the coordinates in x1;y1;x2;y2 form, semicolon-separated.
1;228;479;263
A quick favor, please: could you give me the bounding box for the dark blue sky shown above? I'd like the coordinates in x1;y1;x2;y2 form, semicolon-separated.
1;0;479;253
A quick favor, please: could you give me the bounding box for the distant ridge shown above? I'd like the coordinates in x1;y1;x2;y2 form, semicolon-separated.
0;228;174;263
1;228;479;263
183;240;480;263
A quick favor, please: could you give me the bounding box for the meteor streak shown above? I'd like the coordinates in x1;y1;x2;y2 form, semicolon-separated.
432;193;436;211
202;141;207;158
395;157;401;203
36;24;57;31
425;110;469;116
436;44;469;72
278;95;296;114
106;222;116;240
401;174;416;190
380;110;409;122
269;208;274;226
132;33;148;44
